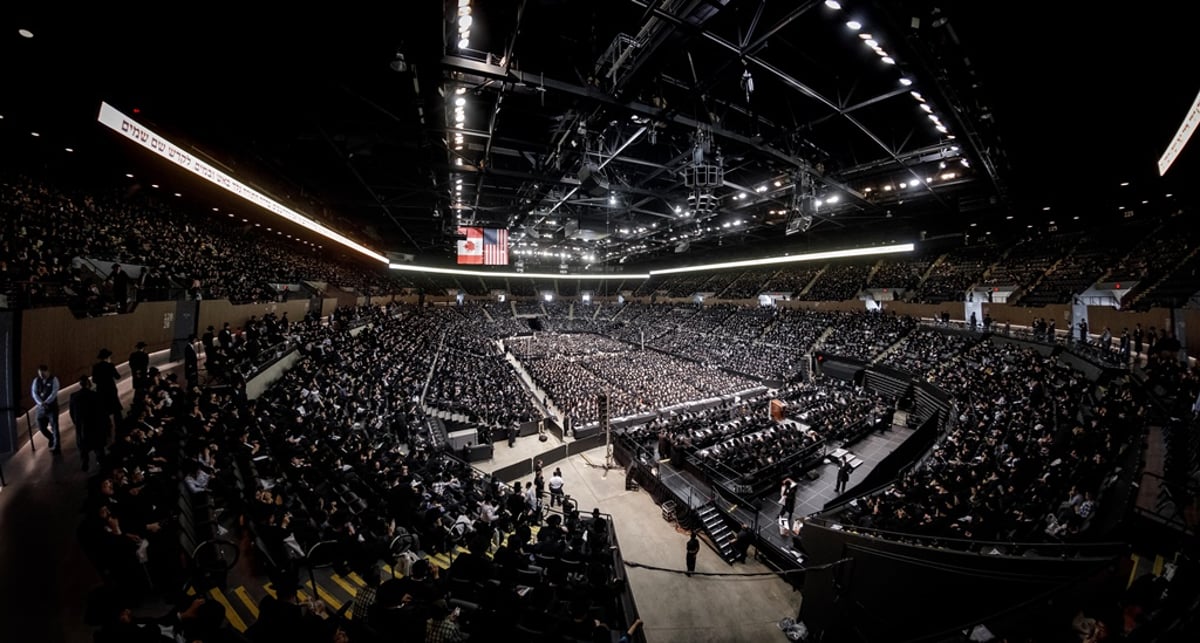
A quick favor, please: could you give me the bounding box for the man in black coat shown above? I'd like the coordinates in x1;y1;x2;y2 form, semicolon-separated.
129;341;150;391
92;348;122;428
70;376;108;472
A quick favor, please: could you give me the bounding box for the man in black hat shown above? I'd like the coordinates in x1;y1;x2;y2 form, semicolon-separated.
201;325;216;357
92;348;122;431
128;341;149;391
69;376;107;471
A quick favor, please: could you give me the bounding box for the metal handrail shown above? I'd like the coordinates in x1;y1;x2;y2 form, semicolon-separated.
191;538;240;572
804;516;1125;557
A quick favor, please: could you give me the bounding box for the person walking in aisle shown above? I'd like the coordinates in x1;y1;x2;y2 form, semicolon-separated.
92;348;122;433
31;364;61;453
685;532;700;577
69;376;107;471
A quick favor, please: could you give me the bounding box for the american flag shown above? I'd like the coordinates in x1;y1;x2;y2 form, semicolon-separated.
483;227;509;265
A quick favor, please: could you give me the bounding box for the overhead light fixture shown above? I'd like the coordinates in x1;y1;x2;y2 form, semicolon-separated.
859;33;873;40
97;101;388;263
846;20;862;30
940;172;957;180
64;147;74;152
174;192;181;197
18;28;34;38
455;97;466;107
1006;215;1014;220
826;195;839;203
935;125;949;134
458;38;470;49
824;0;842;9
458;15;473;29
774;180;783;187
910;91;925;102
920;104;933;113
30;132;40;137
898;182;908;188
455;87;467;95
883;185;893;191
1119;181;1130;186
899;77;913;86
652;243;914;275
882;57;895;65
864;39;879;48
126;173;135;178
756;185;768;193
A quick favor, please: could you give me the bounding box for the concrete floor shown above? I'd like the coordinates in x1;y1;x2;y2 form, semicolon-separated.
478;445;802;643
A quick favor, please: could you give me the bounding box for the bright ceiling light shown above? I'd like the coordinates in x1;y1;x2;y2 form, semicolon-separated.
30;131;40;137
920;103;933;113
859;33;872;40
898;182;907;188
97;101;388;263
928;114;940;122
652;243;914;275
64;147;74;152
756;185;768;192
455;87;467;95
458;0;470;6
126;173;135;178
455;97;466;107
865;39;878;48
935;125;949;133
826;195;839;203
882;185;893;191
1042;206;1051;211
458;38;470;49
151;184;159;189
882;56;895;65
899;77;913;86
18;29;34;38
774;180;783;187
911;91;925;102
940;172;957;180
455;112;465;122
846;20;861;30
1006;215;1014;220
824;0;842;9
1119;181;1129;186
458;15;473;29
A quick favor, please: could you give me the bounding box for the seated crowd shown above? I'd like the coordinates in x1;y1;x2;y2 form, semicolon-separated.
880;326;981;376
81;303;637;642
818;311;917;362
840;340;1141;542
0;175;407;313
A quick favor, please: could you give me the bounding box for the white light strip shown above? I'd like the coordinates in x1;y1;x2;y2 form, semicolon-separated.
648;243;915;275
389;263;649;280
1158;87;1200;175
96;102;389;263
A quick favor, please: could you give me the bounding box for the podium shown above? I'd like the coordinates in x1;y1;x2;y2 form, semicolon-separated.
770;399;787;422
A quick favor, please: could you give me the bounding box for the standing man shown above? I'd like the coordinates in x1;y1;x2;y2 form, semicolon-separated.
110;264;130;312
201;325;216;357
92;348;122;432
548;468;565;507
685;532;700;577
184;334;200;391
128;341;150;391
778;478;798;521
218;322;233;351
835;458;852;494
31;364;61;453
732;524;753;564
69;376;106;471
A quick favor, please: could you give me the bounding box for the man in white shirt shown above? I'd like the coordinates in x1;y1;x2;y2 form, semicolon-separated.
548;469;565;507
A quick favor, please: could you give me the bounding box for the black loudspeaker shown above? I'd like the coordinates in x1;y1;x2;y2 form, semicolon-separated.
577;164;609;197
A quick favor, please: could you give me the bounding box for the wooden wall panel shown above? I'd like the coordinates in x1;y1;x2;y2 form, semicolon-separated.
19;302;177;410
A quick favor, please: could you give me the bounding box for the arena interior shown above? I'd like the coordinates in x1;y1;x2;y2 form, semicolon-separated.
3;3;1200;643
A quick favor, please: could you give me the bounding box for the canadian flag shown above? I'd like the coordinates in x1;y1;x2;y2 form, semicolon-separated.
456;227;484;264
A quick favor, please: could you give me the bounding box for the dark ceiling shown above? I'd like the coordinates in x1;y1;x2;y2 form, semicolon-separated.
1;1;1196;271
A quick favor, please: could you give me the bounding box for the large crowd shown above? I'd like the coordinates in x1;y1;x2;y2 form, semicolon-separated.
0;175;408;313
80;303;637;642
841;340;1140;542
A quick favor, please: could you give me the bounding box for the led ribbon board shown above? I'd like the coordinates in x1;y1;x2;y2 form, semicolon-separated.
1158;88;1200;176
96;102;388;264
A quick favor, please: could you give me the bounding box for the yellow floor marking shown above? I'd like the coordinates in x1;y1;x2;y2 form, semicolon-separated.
305;580;343;611
297;589;311;602
1127;554;1140;589
186;587;196;596
233;586;259;619
382;564;396;577
331;574;360;597
347;572;367;587
207;588;247;632
1153;555;1165;577
428;555;450;570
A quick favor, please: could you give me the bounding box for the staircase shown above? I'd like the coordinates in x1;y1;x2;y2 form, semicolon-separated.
798;264;828;297
870;326;917;365
567;303;574;320
865;259;883;285
509;299;518;317
480;306;494;322
696;503;739;564
915;254;947;290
